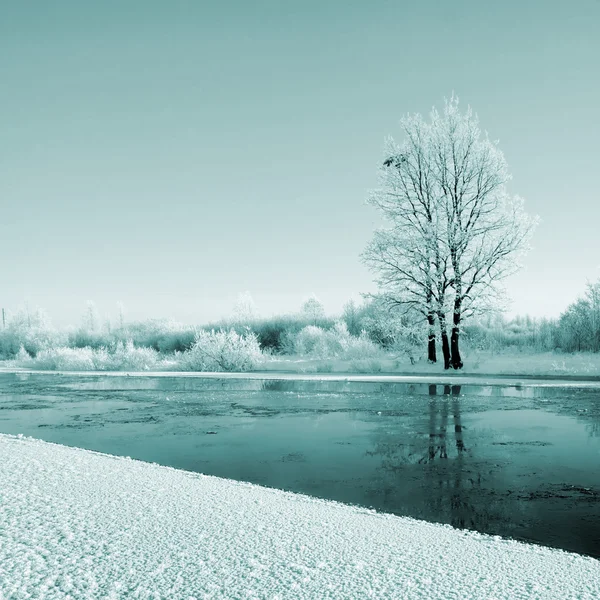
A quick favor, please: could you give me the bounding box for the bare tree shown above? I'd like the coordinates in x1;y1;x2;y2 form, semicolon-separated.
363;115;453;365
364;95;537;369
301;295;325;324
429;96;537;367
83;300;100;333
232;291;257;325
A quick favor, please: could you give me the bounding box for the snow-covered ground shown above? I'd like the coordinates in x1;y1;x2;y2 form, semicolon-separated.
1;434;598;599
4;347;600;380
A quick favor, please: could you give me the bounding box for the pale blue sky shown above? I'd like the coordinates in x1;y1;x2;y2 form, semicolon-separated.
2;0;599;326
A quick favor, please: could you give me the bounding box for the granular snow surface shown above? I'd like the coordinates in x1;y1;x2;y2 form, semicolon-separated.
0;434;598;599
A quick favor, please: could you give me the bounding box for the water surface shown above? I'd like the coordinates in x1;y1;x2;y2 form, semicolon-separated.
1;373;599;557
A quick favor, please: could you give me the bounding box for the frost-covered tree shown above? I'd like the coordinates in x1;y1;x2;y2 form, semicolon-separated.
429;96;537;368
363;108;453;366
301;295;325;324
557;279;600;352
342;299;362;336
364;95;537;369
232;291;257;324
116;302;126;330
363;182;453;365
82;300;100;333
0;306;60;357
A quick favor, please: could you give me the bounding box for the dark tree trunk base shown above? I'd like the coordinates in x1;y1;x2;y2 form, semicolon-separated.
450;326;463;369
427;337;437;363
427;313;437;363
441;332;451;370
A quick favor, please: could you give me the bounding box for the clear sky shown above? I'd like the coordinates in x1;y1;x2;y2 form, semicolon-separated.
2;0;599;327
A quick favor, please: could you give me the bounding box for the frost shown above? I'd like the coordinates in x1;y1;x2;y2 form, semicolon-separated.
0;434;598;599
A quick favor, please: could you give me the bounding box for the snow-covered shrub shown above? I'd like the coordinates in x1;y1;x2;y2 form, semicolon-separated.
12;340;160;371
330;322;380;360
179;329;263;372
97;341;159;370
15;345;32;363
115;319;196;353
0;309;65;358
68;330;114;350
293;321;381;360
18;347;97;370
293;325;331;357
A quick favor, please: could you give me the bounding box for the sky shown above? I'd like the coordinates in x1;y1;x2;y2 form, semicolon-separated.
1;0;599;327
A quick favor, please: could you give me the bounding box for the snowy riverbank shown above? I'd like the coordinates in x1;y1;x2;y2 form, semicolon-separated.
1;434;598;599
4;348;600;381
3;365;600;388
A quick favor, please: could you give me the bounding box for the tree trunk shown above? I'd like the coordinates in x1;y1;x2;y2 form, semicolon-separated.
427;311;437;363
437;312;451;370
450;297;463;369
441;330;451;370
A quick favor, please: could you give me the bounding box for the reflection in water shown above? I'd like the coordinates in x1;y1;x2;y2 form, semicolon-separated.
369;384;502;532
2;373;600;557
424;387;489;531
423;385;464;463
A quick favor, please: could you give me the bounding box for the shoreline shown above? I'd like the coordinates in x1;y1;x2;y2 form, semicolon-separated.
2;366;600;387
1;433;598;599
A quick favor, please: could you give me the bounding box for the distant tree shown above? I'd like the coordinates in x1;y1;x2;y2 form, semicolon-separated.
0;306;59;357
557;279;600;352
585;280;600;352
116;302;126;330
302;295;325;324
364;95;537;369
342;299;362;336
559;299;591;352
82;301;100;333
232;291;257;324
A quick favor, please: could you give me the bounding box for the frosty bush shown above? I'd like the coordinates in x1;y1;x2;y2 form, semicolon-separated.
120;319;196;353
16;345;32;363
180;329;263;372
99;341;159;370
17;346;96;370
13;340;160;371
293;325;330;357
0;309;65;358
293;321;381;360
330;321;381;360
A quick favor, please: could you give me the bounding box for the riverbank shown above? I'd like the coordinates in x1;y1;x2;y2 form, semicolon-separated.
2;365;600;388
1;433;598;599
3;349;600;379
264;350;600;378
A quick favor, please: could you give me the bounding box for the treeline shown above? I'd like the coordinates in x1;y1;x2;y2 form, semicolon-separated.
464;280;600;353
1;279;600;361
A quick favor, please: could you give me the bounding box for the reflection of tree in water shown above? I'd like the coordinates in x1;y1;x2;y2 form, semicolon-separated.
367;384;501;533
588;422;600;437
423;384;465;462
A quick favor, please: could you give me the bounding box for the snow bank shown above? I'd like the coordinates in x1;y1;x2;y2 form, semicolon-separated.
0;434;598;599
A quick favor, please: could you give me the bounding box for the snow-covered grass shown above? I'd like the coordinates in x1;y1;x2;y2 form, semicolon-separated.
5;341;600;378
464;350;600;376
265;350;600;377
1;434;598;600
